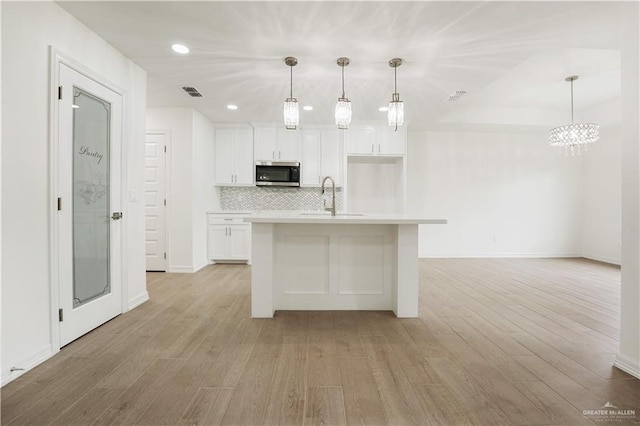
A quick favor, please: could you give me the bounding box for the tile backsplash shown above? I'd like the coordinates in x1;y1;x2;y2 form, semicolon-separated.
220;186;343;211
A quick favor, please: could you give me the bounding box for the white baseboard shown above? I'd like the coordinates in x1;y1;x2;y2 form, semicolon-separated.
1;344;56;387
168;265;197;273
582;254;621;266
614;354;640;379
128;291;149;310
420;252;582;259
193;260;209;273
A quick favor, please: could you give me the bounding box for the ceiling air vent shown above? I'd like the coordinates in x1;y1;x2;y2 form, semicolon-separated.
181;86;204;98
446;90;467;101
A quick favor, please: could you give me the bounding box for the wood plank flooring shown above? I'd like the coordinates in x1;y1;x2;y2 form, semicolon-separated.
2;258;638;425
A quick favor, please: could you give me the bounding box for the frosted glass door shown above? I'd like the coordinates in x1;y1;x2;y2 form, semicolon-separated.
59;62;122;347
72;87;111;307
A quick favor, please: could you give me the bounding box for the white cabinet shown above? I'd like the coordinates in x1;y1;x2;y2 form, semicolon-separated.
207;214;251;262
301;129;342;186
345;126;406;157
375;127;406;156
254;126;301;161
215;128;254;185
346;128;375;155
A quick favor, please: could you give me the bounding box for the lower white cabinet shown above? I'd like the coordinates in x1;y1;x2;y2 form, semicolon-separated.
207;214;251;263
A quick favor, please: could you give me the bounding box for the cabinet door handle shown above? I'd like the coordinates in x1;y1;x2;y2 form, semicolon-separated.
229;227;232;236
272;151;275;159
279;151;281;159
371;144;374;153
378;144;381;153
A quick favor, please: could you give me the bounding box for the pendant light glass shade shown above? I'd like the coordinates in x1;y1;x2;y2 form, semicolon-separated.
335;57;351;129
283;57;299;130
335;98;351;130
548;75;599;156
388;58;404;131
388;93;404;128
283;98;299;130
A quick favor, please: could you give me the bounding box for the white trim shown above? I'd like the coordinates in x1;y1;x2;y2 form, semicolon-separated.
582;254;621;266
49;47;128;353
128;291;150;311
193;260;210;273
419;252;583;259
145;129;171;272
614;354;640;379
1;344;55;387
48;47;62;354
169;265;200;273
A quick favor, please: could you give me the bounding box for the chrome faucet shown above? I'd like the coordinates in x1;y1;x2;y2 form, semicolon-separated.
321;176;336;216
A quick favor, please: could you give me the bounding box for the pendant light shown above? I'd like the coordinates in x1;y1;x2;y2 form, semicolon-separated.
335;57;351;130
548;75;599;156
283;56;299;130
388;58;404;131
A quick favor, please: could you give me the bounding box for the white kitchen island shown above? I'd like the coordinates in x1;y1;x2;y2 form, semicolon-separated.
245;212;446;318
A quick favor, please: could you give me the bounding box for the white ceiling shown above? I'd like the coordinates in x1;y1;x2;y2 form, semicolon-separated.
57;1;623;130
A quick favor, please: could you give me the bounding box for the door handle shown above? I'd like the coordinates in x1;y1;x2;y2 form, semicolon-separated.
111;212;123;220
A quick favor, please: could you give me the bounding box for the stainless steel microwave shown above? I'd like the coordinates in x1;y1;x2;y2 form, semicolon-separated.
255;161;300;187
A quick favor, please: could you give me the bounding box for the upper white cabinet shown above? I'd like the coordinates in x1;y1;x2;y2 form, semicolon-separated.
345;126;406;157
301;129;342;186
215;128;254;185
254;126;301;161
375;127;406;156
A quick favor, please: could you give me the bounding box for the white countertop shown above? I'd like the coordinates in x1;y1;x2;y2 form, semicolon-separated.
244;211;447;225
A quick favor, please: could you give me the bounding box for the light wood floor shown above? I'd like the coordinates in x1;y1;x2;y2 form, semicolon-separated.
2;258;638;425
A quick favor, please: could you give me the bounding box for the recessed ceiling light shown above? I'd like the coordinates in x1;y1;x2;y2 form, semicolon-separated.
226;104;238;110
303;106;313;111
379;106;389;112
171;44;189;54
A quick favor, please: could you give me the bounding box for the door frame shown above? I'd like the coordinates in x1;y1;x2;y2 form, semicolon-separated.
49;47;128;351
145;130;172;271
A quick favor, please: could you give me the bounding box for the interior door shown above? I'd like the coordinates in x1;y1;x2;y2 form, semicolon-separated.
145;132;167;271
58;63;123;346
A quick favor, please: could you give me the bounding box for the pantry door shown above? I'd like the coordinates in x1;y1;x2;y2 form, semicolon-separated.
145;131;168;271
58;63;123;346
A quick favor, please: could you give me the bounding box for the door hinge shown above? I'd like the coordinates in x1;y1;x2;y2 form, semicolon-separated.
58;308;63;322
164;145;167;153
57;197;62;211
164;252;167;260
58;86;63;100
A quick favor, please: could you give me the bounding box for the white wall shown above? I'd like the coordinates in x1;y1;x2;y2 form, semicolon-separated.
347;158;403;214
146;107;216;273
192;110;217;270
408;130;583;258
1;2;147;385
582;126;622;264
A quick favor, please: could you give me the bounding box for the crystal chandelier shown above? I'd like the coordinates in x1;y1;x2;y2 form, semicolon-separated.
283;56;299;130
388;58;404;131
549;75;599;156
335;57;351;130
